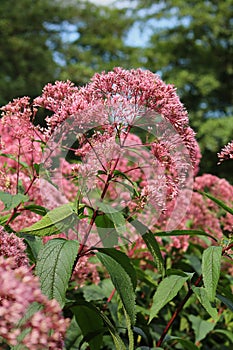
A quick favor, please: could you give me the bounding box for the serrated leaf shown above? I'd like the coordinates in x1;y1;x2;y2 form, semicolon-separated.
202;246;222;302
97;248;137;289
192;286;218;321
188;315;215;342
36;238;79;307
96;249;136;325
199;191;233;215
0;191;29;211
129;218;164;274
21;203;76;236
149;274;189;323
124;306;134;350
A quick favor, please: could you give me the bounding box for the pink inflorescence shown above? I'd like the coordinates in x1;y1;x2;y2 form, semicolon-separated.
0;256;69;349
0;227;29;267
218;140;233;163
35;68;200;239
0;96;46;231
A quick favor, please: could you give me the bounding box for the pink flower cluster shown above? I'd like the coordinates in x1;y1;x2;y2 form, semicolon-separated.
0;97;46;231
34;68;200;244
0;256;69;349
218;140;233;163
0;227;29;267
159;174;233;251
190;174;233;237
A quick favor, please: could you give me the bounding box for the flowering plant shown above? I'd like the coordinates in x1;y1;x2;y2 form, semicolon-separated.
0;68;232;349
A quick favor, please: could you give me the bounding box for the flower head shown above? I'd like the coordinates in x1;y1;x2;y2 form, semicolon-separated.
218;140;233;163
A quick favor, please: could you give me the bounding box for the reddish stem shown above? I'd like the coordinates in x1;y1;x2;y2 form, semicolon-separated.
77;125;132;257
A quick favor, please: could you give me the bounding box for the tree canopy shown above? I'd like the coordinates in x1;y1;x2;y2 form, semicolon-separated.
0;0;140;105
134;0;233;178
136;0;233;123
0;0;232;179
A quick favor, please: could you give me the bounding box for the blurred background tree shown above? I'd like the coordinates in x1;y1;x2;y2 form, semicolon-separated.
58;1;142;85
0;0;140;105
134;0;233;178
0;0;232;180
0;0;72;105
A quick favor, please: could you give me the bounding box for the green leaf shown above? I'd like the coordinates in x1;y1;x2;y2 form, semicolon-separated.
72;303;104;350
83;284;107;302
24;204;48;216
216;293;233;312
78;328;107;350
36;238;79;307
98;306;127;350
0;191;29;211
136;348;162;350
95;213;118;247
199;191;233;215
72;300;127;350
33;163;41;176
112;169;139;196
82;279;114;302
167;269;192;278
149;274;189;323
0;153;29;169
202;246;222;302
129;218;164;274
96;248;137;290
65;316;83;350
0;213;11;225
20;234;43;263
213;329;233;343
124;306;134;350
192;286;218;321
142;231;164;274
155;229;218;242
188;315;215;342
96;248;136;325
168;337;199;350
96;201;126;239
21;203;76;236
